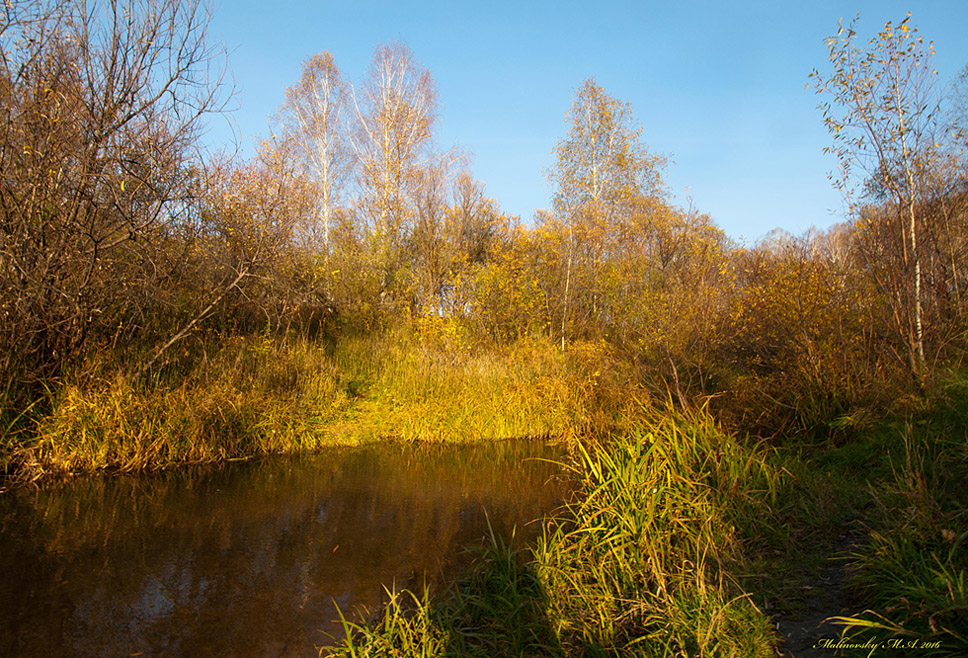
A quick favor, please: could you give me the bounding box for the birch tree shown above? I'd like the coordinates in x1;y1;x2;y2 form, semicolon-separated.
548;78;665;350
812;13;940;381
352;42;437;242
550;78;665;224
277;52;350;249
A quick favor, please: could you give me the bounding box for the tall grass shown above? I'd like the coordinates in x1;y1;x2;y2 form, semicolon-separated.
4;331;643;483
323;406;779;657
329;332;634;443
534;406;778;657
828;378;968;654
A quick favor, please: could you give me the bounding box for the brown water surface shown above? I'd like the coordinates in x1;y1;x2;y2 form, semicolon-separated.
0;440;569;657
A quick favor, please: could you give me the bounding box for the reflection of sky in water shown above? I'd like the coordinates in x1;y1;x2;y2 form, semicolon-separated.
0;441;568;657
138;574;175;619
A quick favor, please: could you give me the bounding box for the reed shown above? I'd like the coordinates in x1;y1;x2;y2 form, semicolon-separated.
532;405;777;657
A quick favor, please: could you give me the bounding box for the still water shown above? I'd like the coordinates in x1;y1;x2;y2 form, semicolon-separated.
0;440;570;657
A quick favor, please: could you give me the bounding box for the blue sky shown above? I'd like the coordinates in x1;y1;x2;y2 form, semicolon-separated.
204;1;968;242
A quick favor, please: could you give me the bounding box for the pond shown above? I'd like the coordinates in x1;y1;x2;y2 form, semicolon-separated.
0;440;570;657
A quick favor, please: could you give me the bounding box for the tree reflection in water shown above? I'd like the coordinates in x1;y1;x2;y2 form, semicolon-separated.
0;440;570;657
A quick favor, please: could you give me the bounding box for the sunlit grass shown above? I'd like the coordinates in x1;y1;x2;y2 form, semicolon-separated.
533;405;777;657
327;332;631;443
5;331;645;482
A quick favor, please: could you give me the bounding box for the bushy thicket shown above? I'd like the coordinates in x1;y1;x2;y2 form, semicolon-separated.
3;2;968;451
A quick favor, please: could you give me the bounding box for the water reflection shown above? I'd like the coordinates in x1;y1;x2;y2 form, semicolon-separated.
0;440;569;657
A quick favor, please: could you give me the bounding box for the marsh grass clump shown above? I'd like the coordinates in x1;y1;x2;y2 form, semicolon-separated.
27;375;331;477
533;406;778;657
338;332;631;443
6;336;348;480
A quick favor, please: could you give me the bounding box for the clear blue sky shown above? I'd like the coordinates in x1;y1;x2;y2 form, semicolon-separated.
204;0;968;242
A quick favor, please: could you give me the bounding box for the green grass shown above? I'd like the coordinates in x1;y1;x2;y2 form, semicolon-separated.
532;406;777;657
730;373;968;655
825;376;968;654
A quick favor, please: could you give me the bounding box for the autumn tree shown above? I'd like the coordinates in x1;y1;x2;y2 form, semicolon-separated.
550;78;665;222
409;163;450;313
135;151;304;374
547;78;666;349
352;43;437;243
474;222;554;340
0;0;227;402
276;52;351;250
812;13;944;381
409;170;510;317
599;197;729;405
720;227;886;434
344;43;450;310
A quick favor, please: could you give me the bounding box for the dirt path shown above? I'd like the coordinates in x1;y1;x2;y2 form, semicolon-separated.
774;527;864;658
